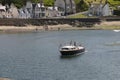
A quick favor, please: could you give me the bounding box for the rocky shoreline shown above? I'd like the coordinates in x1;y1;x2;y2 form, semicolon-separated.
0;78;11;80
0;21;120;33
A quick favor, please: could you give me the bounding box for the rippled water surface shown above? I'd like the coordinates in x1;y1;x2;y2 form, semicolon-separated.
0;30;120;80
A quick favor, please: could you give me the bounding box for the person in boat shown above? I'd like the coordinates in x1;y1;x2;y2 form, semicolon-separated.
74;41;76;46
70;40;72;45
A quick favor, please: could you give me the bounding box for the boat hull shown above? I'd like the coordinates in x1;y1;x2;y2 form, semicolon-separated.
60;48;85;56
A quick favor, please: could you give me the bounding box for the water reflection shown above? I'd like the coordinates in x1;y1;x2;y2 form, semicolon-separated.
107;49;120;53
60;53;84;59
104;41;120;46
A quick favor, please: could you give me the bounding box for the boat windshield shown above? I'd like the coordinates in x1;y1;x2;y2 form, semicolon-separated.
61;48;69;50
61;47;76;50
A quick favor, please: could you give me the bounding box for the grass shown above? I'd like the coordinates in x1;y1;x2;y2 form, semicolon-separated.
67;12;98;18
67;14;88;18
108;0;120;9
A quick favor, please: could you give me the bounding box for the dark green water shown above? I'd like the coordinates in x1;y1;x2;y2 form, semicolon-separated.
0;30;120;80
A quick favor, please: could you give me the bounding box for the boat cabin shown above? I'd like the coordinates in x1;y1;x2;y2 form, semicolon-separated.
61;46;76;50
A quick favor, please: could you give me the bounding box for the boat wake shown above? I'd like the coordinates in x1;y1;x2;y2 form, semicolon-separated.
104;41;120;46
113;30;120;32
85;50;88;52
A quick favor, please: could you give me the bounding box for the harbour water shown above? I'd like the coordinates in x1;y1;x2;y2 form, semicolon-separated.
0;30;120;80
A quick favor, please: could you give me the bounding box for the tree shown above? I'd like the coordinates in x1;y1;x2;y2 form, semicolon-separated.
2;0;11;5
76;0;88;12
43;0;54;6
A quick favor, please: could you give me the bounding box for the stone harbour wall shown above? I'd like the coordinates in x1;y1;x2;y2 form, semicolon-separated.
0;18;101;27
0;17;120;27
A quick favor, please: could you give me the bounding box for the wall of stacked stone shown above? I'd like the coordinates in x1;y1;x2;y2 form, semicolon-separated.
100;16;120;21
0;18;102;27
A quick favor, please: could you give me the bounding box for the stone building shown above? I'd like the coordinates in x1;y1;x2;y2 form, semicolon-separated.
9;3;19;18
0;3;19;18
88;0;112;16
54;0;76;15
0;3;6;18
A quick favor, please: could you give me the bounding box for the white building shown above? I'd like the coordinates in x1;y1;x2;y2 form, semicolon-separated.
47;6;62;17
19;1;46;19
34;3;46;18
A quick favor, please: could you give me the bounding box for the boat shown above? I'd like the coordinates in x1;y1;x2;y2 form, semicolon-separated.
59;42;85;56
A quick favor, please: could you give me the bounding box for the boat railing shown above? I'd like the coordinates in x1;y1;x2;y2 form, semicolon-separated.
59;41;82;48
